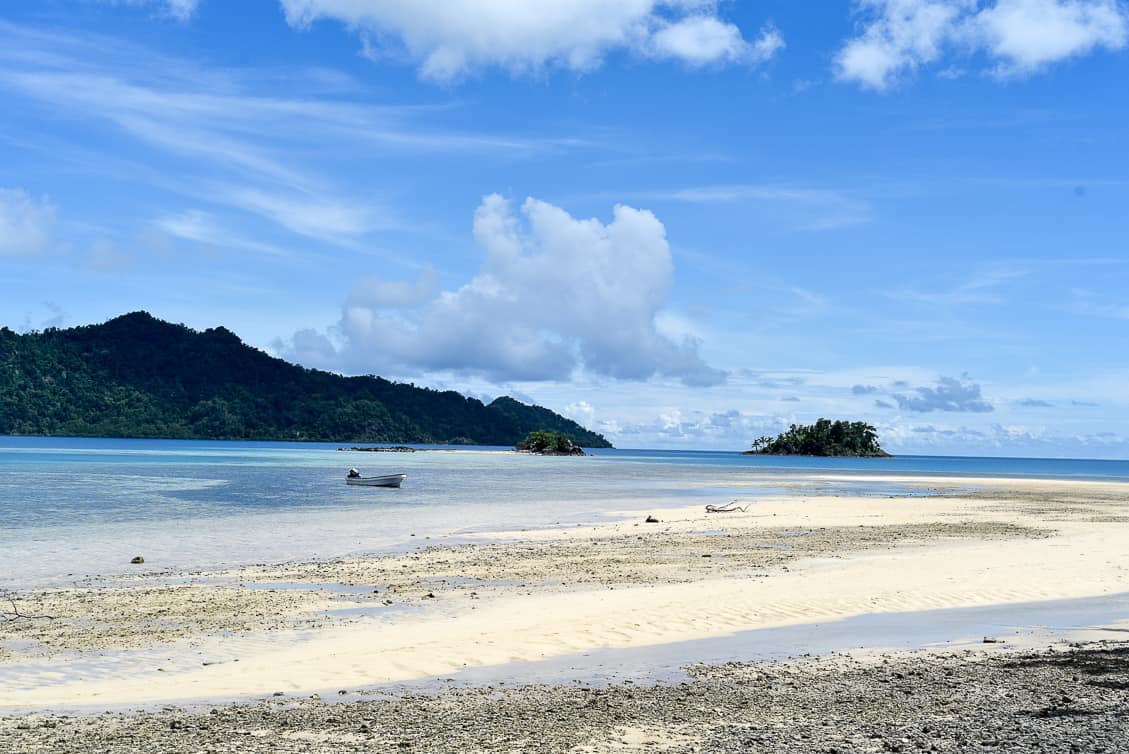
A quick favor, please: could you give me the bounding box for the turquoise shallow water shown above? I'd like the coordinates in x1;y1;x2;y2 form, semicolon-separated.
2;436;1127;587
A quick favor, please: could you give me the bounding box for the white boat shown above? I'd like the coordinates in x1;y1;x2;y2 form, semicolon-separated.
346;473;407;488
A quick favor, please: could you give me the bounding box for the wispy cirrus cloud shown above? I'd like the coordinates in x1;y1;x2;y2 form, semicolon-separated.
728;369;811;390
101;0;200;22
214;186;393;241
836;0;1129;91
0;67;374;242
631;184;874;230
0;20;589;246
889;261;1034;307
1066;288;1129;320
153;210;300;259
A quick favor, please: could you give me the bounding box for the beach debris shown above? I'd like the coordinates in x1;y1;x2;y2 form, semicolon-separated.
706;501;748;513
983;637;1002;644
130;555;145;564
1;591;56;623
645;515;660;523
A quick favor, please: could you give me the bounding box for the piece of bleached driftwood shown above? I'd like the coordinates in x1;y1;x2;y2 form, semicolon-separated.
705;501;748;513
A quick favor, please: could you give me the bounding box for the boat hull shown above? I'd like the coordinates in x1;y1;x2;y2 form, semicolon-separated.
346;473;407;488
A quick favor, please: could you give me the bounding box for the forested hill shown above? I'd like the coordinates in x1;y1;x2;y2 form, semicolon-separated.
0;312;612;447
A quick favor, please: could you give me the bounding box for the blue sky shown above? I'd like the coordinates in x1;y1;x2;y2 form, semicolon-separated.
1;1;1127;456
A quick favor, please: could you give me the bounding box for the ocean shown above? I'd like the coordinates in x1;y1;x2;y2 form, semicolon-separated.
3;436;1127;588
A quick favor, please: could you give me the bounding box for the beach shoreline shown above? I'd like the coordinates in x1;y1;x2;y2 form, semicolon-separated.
2;473;1128;718
3;470;1129;749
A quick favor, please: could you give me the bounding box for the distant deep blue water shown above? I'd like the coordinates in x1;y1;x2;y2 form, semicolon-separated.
2;436;1127;587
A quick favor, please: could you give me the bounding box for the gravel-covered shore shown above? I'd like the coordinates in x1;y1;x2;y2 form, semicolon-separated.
2;641;1126;753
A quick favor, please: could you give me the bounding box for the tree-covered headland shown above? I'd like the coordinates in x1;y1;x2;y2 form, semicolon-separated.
745;419;891;457
0;312;612;447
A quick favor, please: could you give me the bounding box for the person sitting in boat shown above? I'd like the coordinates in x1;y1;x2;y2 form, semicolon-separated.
347;467;361;479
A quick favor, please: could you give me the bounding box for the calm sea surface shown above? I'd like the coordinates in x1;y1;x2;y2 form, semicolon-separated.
2;436;1128;587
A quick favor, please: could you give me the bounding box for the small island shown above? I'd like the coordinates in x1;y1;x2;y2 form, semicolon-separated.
516;430;586;456
744;419;891;457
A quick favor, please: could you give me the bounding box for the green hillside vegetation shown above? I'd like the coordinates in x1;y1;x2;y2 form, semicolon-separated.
0;312;612;447
745;419;890;457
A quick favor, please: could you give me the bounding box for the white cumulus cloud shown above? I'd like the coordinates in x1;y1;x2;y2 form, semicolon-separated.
278;0;779;80
971;0;1129;73
0;188;56;257
836;0;1128;90
301;194;724;386
649;18;783;66
836;0;966;90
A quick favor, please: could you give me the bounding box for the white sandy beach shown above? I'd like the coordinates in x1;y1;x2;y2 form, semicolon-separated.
2;475;1128;712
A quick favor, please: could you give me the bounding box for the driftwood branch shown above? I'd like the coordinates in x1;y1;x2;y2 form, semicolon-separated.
0;591;55;623
705;501;748;513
